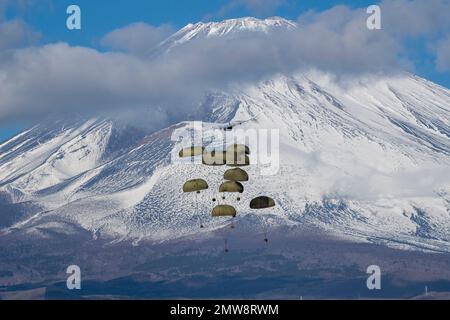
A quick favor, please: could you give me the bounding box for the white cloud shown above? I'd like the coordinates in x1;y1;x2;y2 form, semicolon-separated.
0;0;449;126
101;23;175;56
0;19;40;52
0;0;46;21
331;165;450;200
437;36;450;72
381;0;450;38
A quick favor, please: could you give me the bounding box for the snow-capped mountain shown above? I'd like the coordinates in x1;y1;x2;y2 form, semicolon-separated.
153;16;296;54
1;18;449;252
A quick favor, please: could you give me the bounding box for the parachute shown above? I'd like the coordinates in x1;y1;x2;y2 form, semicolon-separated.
179;146;204;158
212;205;237;217
250;196;275;243
177;129;275;246
250;196;275;209
225;153;250;167
183;179;209;193
202;150;226;166
226;144;250;155
224;168;249;182
219;181;244;193
201;148;250;166
183;179;209;229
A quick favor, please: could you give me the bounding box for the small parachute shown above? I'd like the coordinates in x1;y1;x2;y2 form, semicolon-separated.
179;146;204;158
224;168;249;182
212;205;237;217
183;179;209;193
219;181;244;193
183;179;209;229
225;152;250;167
226;144;250;155
250;196;275;243
202;150;226;166
250;196;275;209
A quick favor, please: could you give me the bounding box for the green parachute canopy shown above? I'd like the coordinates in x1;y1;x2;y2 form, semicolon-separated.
183;179;209;193
179;146;204;158
219;181;244;193
202;149;250;166
212;205;237;217
250;196;275;209
202;150;226;166
224;168;249;182
227;144;250;155
226;152;250;167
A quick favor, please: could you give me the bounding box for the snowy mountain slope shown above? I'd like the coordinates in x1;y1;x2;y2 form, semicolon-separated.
1;71;448;252
0;17;449;252
0;119;146;201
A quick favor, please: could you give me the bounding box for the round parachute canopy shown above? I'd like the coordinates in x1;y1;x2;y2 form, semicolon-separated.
250;196;275;209
179;146;204;158
225;152;250;167
224;168;249;182
202;150;226;166
219;181;244;193
227;144;250;155
212;205;237;217
183;179;209;193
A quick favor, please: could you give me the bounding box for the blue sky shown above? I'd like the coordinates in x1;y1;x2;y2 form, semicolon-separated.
5;0;384;48
0;0;449;142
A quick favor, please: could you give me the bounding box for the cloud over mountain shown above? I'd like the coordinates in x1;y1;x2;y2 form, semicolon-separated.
0;0;449;126
101;23;175;57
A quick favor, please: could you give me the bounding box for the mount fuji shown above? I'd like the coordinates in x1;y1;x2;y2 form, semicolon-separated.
1;17;450;299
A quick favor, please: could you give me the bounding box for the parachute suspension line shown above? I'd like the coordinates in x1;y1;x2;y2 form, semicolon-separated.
230;190;236;230
191;193;196;228
250;197;275;244
183;179;209;229
223;214;233;253
196;192;204;229
262;215;269;244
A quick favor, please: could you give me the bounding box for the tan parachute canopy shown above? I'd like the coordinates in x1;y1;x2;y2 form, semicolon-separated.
224;168;249;182
250;196;275;209
226;153;250;167
183;179;209;193
219;181;244;193
212;205;237;217
202;150;226;166
227;144;250;155
179;146;204;158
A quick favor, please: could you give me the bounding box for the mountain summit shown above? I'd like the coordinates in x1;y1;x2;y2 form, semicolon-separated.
156;17;297;53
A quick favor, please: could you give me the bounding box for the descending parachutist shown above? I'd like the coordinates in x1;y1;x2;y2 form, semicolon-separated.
182;179;209;230
224;239;229;253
